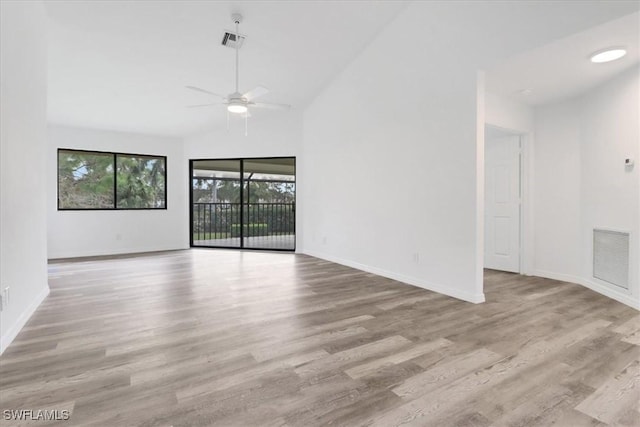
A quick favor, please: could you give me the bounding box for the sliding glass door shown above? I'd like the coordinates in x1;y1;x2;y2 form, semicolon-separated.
241;158;296;250
191;159;242;248
190;157;295;251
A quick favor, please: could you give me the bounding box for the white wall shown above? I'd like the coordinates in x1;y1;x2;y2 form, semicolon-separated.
485;92;534;133
301;42;481;302
299;0;636;304
534;65;639;309
183;111;302;159
48;125;188;258
534;102;583;277
0;1;50;354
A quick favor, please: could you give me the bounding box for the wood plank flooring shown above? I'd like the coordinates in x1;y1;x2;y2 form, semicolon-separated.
0;249;638;426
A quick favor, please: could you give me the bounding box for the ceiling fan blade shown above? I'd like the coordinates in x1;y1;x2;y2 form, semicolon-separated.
251;102;291;110
185;86;226;99
242;86;269;101
186;103;223;108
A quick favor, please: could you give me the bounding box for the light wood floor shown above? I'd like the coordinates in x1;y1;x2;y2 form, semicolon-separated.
1;249;638;426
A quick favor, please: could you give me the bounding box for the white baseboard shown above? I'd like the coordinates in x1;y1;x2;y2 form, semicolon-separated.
0;286;50;355
533;269;639;310
48;245;189;260
302;249;485;304
532;270;583;285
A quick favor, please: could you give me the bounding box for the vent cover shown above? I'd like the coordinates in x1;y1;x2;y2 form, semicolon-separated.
221;32;245;49
593;229;629;290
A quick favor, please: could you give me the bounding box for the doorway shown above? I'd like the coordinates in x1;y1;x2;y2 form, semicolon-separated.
190;157;296;251
484;125;522;273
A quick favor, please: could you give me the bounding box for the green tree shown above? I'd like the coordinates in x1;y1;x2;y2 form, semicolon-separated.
58;151;114;208
116;156;165;208
215;180;241;203
246;181;295;203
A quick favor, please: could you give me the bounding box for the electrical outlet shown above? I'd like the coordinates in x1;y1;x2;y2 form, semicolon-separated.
322;236;327;245
412;252;420;263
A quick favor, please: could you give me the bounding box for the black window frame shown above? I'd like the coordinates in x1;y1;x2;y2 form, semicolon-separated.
189;156;296;252
57;148;168;211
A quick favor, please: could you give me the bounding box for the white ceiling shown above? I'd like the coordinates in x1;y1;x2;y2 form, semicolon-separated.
486;11;640;106
45;1;408;137
46;1;640;137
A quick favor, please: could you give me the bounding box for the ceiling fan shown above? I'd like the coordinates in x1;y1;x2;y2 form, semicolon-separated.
186;14;290;120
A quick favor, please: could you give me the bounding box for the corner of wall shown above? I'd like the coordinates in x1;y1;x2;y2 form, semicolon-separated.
531;67;639;311
1;0;50;355
476;70;487;302
533;269;638;310
0;286;49;355
303;249;485;304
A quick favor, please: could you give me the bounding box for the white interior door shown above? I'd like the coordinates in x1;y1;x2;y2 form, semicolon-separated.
485;134;521;273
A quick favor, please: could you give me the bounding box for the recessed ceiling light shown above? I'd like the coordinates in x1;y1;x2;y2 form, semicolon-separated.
590;47;627;63
519;88;533;96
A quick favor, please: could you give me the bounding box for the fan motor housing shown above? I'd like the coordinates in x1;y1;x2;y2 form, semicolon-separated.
228;92;245;102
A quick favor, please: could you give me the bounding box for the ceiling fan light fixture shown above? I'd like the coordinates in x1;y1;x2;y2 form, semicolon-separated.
590;47;627;63
227;104;248;114
185;14;289;127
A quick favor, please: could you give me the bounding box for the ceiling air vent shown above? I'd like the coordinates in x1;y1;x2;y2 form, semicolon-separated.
221;32;245;49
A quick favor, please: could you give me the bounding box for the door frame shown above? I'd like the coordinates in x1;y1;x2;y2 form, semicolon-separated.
484;124;532;275
189;156;297;252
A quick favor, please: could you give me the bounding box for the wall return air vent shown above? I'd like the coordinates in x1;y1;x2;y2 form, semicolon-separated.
593;228;630;290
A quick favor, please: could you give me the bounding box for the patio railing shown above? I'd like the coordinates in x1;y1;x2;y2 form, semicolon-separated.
192;202;295;241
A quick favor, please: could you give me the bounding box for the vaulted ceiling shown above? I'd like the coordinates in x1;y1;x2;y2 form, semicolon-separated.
46;1;408;137
45;1;639;137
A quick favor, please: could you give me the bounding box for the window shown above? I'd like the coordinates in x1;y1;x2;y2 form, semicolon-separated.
116;154;166;209
58;149;166;210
